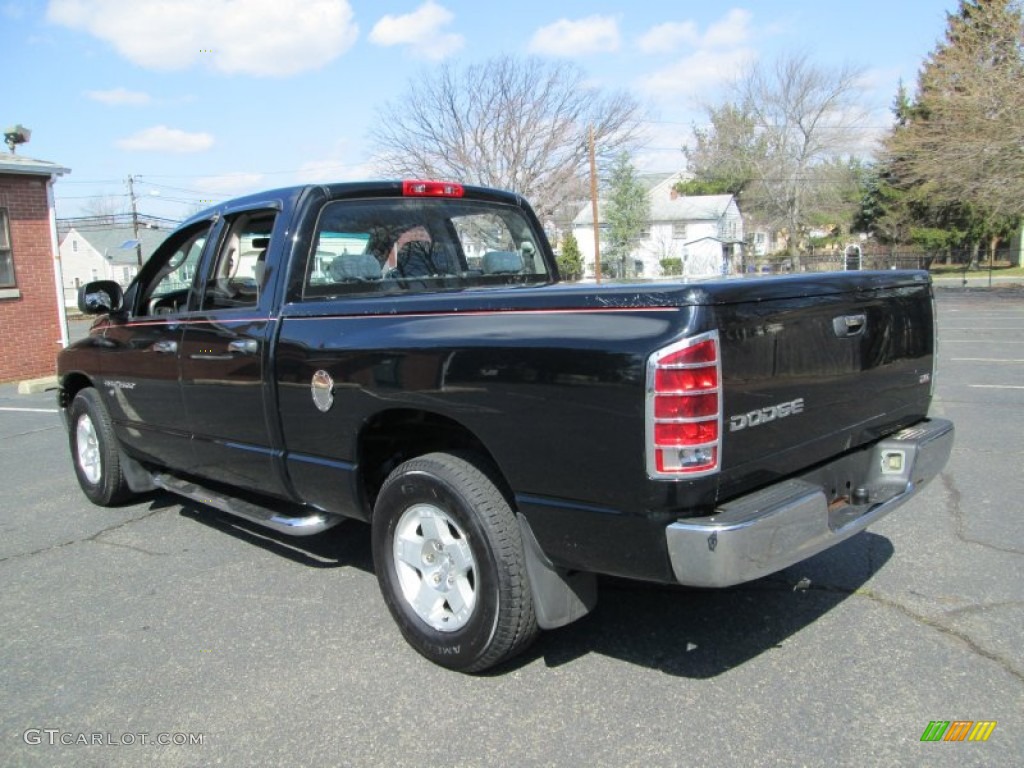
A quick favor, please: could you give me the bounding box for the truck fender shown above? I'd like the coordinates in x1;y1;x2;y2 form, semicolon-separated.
518;515;597;630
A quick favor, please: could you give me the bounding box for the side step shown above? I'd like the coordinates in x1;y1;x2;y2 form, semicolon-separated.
152;473;343;537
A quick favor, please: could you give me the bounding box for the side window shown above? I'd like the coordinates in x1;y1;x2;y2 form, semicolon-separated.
200;210;277;311
138;224;211;316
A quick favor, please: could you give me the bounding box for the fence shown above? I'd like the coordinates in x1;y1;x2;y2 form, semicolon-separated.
751;248;1019;275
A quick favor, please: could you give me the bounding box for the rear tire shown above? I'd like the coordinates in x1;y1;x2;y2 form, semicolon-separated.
68;388;134;506
372;452;538;672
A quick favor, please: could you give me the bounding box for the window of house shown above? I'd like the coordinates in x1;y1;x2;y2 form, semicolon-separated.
72;239;78;252
0;208;14;288
672;223;687;240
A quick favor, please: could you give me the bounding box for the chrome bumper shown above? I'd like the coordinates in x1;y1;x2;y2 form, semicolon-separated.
665;418;954;587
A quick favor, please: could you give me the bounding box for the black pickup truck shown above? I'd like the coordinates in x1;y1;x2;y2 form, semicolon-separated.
58;180;953;672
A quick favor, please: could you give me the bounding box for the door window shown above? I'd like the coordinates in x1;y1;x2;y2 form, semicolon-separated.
137;223;212;316
200;211;277;311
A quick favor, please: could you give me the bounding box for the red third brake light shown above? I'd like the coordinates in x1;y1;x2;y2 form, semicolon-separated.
646;331;723;479
402;180;465;198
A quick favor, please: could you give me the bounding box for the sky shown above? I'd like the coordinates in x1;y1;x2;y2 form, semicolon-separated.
1;0;957;221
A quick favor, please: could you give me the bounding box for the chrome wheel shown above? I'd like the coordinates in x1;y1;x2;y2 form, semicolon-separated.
75;413;102;485
392;503;477;632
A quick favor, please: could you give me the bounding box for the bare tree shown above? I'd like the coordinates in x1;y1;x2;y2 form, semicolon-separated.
80;194;126;222
371;56;644;222
685;53;868;261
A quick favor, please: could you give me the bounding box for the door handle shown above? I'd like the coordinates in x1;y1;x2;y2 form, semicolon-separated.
227;339;259;355
152;340;178;354
189;339;258;360
833;314;867;338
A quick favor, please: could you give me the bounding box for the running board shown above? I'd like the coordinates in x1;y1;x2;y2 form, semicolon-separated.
152;473;343;537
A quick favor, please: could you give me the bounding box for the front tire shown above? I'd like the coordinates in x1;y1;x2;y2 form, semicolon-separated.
68;388;134;506
372;452;538;672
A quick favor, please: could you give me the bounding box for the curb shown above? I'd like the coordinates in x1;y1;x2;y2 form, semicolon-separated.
16;376;59;394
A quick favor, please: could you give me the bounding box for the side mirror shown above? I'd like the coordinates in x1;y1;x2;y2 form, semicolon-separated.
77;280;124;315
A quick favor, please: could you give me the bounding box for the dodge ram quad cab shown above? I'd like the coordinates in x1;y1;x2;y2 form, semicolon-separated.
58;180;954;672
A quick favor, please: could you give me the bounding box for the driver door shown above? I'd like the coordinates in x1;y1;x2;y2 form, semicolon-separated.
99;220;215;469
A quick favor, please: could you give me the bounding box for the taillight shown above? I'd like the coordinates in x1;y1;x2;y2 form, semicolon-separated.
646;331;722;478
402;180;464;198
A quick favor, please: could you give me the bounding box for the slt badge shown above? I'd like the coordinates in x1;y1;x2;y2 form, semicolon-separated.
311;370;335;412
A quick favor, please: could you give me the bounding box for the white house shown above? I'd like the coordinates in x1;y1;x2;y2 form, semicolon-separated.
572;174;744;279
58;224;168;306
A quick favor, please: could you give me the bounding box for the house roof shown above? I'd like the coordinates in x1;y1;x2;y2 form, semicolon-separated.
64;224;168;265
651;194;735;223
573;192;736;226
0;153;70;177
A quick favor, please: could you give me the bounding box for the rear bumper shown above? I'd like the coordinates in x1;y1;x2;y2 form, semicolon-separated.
665;418;954;587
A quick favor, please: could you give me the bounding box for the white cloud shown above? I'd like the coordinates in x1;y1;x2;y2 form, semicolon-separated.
638;9;753;56
195;172;265;195
703;8;753;49
47;0;358;77
115;125;214;153
85;87;151;105
640;47;757;100
293;158;377;185
528;15;620;57
638;21;699;55
636;8;764;109
369;1;463;60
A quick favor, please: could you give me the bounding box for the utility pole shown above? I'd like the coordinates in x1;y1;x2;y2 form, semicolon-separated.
588;125;601;284
126;174;143;266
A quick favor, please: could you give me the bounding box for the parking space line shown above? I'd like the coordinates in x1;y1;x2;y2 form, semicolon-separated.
951;358;1024;363
0;407;59;413
969;384;1024;390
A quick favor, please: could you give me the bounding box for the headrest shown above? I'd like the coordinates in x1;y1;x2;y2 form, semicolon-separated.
482;250;523;275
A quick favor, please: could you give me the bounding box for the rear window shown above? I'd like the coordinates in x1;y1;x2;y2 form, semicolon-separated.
302;198;551;299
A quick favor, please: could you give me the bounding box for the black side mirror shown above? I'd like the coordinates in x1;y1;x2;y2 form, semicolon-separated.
77;280;124;315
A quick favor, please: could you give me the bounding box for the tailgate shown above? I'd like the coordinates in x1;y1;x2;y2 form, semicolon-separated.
713;273;935;493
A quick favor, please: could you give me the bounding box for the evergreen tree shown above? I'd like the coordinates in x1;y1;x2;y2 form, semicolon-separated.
884;0;1024;259
603;152;650;278
557;231;583;281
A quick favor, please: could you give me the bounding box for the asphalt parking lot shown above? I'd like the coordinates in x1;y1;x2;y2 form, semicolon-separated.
2;289;1021;767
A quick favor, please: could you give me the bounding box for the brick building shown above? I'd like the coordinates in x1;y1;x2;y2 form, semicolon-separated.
0;153;71;383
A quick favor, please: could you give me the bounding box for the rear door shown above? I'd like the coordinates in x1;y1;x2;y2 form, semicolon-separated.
178;206;286;497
